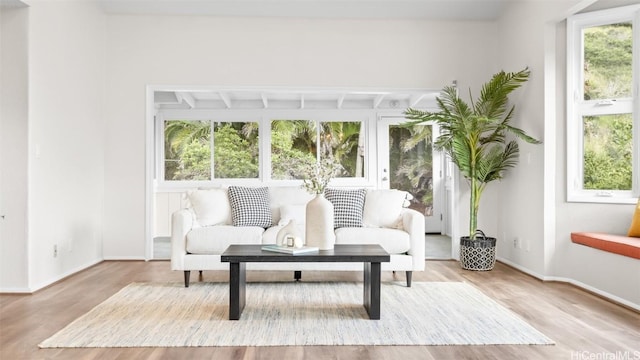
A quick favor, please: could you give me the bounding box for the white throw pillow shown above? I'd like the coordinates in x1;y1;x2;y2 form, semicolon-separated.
187;189;231;227
278;204;307;226
363;189;410;228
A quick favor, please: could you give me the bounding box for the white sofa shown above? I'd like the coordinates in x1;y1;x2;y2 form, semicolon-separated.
171;186;425;287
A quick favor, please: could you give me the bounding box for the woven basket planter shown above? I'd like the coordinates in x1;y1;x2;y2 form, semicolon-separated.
459;232;497;271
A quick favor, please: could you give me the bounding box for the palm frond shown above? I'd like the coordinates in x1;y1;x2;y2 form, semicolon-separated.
474;68;530;120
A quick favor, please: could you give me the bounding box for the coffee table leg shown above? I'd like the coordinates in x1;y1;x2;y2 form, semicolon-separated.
363;262;381;320
229;262;246;320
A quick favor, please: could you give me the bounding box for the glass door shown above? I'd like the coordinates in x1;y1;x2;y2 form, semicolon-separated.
378;117;443;233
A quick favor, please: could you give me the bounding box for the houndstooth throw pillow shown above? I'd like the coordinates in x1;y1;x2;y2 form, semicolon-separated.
227;186;273;228
324;188;367;228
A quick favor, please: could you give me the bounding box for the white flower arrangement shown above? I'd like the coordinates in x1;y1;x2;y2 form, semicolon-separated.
302;157;343;195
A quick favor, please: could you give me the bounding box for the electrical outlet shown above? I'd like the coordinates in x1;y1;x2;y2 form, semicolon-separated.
53;244;58;258
513;237;522;249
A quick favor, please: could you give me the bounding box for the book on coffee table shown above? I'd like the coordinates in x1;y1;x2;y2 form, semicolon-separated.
261;245;319;255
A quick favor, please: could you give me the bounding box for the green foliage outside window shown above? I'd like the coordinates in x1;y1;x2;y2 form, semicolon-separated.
164;119;365;181
583;114;632;190
164;120;259;180
270;119;363;179
213;123;259;178
164;120;211;181
389;125;433;216
584;23;632;100
271;120;317;180
582;22;634;191
319;122;363;178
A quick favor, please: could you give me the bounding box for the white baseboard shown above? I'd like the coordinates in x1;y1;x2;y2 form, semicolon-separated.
102;256;146;261
543;275;640;312
0;286;32;293
497;256;640;312
496;257;546;279
28;258;103;293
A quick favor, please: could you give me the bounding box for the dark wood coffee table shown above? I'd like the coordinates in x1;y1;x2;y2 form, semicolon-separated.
221;244;390;320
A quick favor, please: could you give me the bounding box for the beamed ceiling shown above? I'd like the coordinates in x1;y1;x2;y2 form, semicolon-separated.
154;89;442;111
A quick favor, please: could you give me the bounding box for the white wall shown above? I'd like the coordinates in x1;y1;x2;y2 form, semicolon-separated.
496;0;640;309
103;15;498;258
0;6;29;291
26;1;106;290
494;0;558;276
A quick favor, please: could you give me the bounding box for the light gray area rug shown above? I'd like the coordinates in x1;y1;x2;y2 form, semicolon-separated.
39;281;554;347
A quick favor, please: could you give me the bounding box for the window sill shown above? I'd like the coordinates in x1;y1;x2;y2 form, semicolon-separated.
567;194;637;205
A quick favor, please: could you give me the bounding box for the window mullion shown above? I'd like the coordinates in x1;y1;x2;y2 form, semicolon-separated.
210;120;215;181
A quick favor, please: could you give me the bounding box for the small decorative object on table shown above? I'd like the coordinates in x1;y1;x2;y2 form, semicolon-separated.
276;219;303;247
302;158;342;250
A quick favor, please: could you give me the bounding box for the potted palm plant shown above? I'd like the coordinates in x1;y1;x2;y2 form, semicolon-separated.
404;68;541;271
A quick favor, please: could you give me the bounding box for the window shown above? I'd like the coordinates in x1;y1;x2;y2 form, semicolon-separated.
162;120;259;182
158;114;369;186
567;5;640;203
270;119;366;180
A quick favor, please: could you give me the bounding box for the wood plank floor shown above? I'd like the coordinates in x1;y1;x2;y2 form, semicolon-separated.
1;260;638;360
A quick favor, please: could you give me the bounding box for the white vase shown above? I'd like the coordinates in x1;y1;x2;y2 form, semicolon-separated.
305;193;335;250
276;219;301;247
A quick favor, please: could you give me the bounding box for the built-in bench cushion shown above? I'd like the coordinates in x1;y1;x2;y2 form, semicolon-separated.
186;226;264;254
335;227;410;254
571;232;640;260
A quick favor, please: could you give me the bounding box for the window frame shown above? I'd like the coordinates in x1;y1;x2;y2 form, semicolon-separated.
566;5;640;204
155;109;376;190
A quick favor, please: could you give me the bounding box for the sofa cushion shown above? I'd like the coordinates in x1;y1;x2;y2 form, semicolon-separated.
325;188;367;228
363;189;409;228
187;189;231;226
227;186;273;228
335;227;411;254
186;226;264;254
268;186;314;224
278;204;306;225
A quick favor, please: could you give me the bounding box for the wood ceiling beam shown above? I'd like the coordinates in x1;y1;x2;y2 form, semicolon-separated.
175;92;195;109
373;94;386;109
409;94;427;108
218;92;231;109
337;94;345;109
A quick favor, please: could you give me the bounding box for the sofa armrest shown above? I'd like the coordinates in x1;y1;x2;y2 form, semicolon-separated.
401;208;425;271
171;209;194;270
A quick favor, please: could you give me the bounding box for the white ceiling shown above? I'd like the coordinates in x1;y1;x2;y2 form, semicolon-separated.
100;0;511;20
